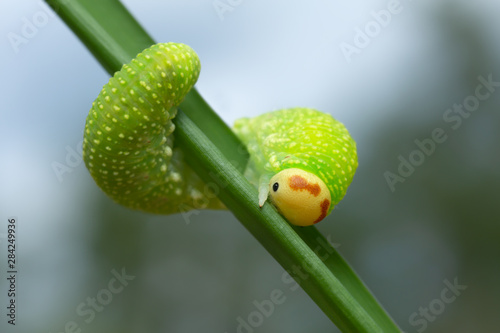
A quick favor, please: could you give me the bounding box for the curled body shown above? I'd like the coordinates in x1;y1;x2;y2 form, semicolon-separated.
83;43;223;214
83;43;358;226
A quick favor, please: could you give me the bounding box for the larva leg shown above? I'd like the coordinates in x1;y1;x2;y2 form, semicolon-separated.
258;173;273;207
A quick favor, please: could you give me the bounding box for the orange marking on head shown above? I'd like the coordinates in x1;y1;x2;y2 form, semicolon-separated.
313;199;330;224
289;175;321;196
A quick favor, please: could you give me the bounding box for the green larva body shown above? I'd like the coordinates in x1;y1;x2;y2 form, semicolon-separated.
83;43;358;222
83;43;223;214
233;108;358;213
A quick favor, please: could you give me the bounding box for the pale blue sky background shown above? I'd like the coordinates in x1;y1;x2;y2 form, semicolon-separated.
1;1;500;332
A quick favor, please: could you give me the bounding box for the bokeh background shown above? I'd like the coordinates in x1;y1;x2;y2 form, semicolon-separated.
1;0;499;332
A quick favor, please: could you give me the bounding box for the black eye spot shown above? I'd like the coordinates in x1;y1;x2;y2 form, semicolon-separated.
272;182;279;192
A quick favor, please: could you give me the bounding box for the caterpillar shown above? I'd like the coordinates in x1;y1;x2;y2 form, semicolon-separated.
233;108;357;226
82;43;358;226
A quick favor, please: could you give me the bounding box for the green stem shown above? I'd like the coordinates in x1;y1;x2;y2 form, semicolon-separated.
45;0;400;331
47;0;154;73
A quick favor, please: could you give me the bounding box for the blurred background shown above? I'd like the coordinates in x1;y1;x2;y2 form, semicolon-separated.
1;0;499;332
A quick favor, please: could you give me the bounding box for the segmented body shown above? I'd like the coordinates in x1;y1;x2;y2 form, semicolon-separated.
233;108;358;212
83;43;222;214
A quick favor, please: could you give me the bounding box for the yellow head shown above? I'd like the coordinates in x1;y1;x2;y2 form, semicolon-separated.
268;168;331;226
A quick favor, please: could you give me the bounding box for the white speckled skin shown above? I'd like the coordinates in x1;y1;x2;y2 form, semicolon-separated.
83;44;358;224
83;43;223;214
